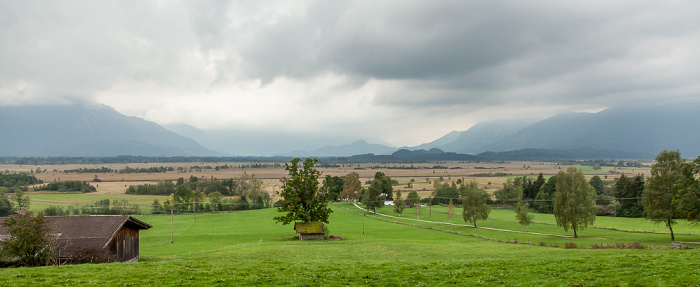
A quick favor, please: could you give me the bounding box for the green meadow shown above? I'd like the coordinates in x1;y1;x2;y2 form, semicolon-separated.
1;203;699;286
26;193;170;211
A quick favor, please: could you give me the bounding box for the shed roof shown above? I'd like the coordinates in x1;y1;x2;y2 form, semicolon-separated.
0;215;152;258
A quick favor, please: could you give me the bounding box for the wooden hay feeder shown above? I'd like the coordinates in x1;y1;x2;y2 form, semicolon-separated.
294;222;324;240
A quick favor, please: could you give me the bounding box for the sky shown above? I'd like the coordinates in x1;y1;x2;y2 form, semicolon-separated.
1;1;699;147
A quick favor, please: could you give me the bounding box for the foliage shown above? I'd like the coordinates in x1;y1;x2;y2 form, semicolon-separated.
393;190;405;216
0;187;12;216
62;167;114;173
361;172;392;212
683;156;700;222
13;189;30;211
431;178;461;205
532;175;556;214
34;180;96;193
446;199;455;223
274;158;332;225
407;190;421;208
340;172;361;201
589;175;605;195
126;175;271;211
520;173;546;199
642;150;696;241
0;211;55;266
614;174;645;217
42;205;70;216
0;173;42;190
118;166;174;174
494;179;522;205
554;167;597;238
514;201;534;231
79;199;141;215
126;180;176;195
461;180;491;227
321;175;345;201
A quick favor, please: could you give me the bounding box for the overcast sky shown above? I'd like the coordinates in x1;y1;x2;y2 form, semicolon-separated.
2;1;699;147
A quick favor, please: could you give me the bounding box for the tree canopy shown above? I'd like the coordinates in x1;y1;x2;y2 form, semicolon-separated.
393;190;405;216
274;158;332;225
461;180;491;227
642;150;696;241
361;172;392;212
0;211;55;266
340;172;361;201
553;167;597;238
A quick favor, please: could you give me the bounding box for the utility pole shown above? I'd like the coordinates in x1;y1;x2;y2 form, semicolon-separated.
171;208;174;244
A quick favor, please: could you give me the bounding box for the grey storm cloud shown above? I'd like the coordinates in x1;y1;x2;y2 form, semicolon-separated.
1;0;699;145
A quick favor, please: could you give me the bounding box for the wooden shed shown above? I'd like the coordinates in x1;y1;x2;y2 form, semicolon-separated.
294;222;324;240
0;215;152;263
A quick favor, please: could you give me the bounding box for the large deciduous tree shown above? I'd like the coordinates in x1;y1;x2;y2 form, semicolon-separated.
553;167;597;238
407;190;421;208
461;180;491;227
274;158;332;225
340;172;361;201
642;150;696;241
321;175;345;201
361;172;392;212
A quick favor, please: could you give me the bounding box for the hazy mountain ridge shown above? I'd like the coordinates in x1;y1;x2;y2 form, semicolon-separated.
0;104;217;156
1;102;698;159
414;102;700;158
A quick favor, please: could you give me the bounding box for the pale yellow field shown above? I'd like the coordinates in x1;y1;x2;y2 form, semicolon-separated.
1;160;652;201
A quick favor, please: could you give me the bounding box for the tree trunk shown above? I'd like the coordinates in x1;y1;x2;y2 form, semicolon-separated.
473;215;477;228
668;219;675;241
573;225;578;238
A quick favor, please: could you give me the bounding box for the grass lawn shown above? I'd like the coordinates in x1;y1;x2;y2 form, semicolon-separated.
26;193;170;212
1;204;698;286
367;203;700;249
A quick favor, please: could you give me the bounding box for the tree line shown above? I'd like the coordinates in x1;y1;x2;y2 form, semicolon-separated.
33;181;96;193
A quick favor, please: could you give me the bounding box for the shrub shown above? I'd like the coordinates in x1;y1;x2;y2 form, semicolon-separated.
628;242;645;249
0;212;55;266
565;242;577;249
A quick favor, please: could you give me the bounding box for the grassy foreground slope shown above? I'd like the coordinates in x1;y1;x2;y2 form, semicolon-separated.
1;205;698;286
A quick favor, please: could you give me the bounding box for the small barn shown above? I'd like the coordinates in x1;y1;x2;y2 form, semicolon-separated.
0;215;152;263
294;222;324;240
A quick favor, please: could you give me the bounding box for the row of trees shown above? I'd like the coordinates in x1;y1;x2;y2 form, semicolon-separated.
33;181;96;193
0;173;42;193
126;173;268;198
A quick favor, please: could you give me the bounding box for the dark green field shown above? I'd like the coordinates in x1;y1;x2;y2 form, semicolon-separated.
1;203;698;286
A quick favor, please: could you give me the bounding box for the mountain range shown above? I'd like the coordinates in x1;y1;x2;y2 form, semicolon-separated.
0;102;698;159
0;104;216;157
416;102;700;158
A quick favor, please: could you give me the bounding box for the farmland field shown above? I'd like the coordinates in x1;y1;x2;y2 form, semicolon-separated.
4;160;652;204
2;160;698;286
